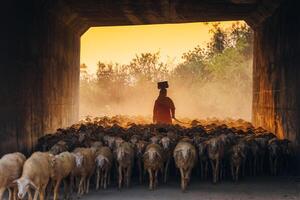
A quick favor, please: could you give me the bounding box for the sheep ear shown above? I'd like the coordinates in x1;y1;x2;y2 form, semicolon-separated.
143;152;149;158
12;180;18;186
50;157;56;167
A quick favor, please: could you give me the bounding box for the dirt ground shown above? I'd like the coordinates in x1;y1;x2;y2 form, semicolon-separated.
80;176;299;200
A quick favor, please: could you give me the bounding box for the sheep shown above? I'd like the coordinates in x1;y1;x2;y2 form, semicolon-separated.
173;141;197;192
95;146;113;190
49;140;69;155
72;148;96;196
268;138;281;175
246;138;260;176
116;142;134;189
230;144;245;182
143;144;165;190
159;136;173;183
207;137;224;183
254;137;269;173
134;140;148;184
0;152;26;200
197;140;209;180
90;141;103;150
50;152;77;200
16;152;53;200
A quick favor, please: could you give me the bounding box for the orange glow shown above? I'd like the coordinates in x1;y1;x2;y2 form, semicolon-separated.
80;21;244;74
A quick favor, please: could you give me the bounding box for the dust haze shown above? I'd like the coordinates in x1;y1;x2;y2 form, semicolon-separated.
79;22;253;121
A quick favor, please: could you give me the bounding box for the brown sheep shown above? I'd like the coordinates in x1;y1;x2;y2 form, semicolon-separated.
50;152;76;200
135;140;148;184
207;137;224;183
0;152;26;200
197;140;209;180
95;146;113;190
72;148;96;196
16;152;53;200
159;136;173;183
173;141;197;192
49;140;68;155
268;138;281;175
143;144;165;190
230;144;245;182
116;142;134;189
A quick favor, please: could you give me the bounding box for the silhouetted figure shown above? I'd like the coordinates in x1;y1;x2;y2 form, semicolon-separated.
153;88;175;124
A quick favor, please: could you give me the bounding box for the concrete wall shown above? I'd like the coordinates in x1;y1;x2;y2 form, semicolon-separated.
0;1;80;155
252;0;300;146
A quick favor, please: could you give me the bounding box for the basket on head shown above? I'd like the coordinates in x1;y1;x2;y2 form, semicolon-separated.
157;81;169;89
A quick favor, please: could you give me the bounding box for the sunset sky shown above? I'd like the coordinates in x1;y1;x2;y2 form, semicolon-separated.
80;21;243;74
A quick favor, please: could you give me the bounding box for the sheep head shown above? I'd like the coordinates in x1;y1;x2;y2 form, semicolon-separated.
95;155;109;168
15;178;36;199
144;149;161;161
160;137;171;150
73;152;84;168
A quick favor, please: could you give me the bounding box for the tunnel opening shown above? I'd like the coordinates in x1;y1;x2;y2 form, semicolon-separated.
79;21;253;122
1;0;299;171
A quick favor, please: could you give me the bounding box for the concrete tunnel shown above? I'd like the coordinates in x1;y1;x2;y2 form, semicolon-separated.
0;0;299;163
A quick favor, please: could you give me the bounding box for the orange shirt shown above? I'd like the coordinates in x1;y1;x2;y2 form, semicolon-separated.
153;96;175;124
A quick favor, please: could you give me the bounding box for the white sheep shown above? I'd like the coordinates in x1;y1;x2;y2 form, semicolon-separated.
0;152;26;200
15;152;53;200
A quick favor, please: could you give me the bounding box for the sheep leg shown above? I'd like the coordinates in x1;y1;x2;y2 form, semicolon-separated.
63;179;68;200
44;179;53;200
108;169;111;186
154;169;158;189
236;165;240;182
164;158;170;183
101;170;105;189
210;160;216;184
53;180;61;200
204;162;208;180
186;168;192;185
231;163;234;181
179;168;184;191
33;189;39;200
0;188;5;200
8;187;13;200
27;188;33;200
39;186;47;200
85;176;91;194
83;178;87;194
12;187;17;200
148;169;153;190
69;175;74;199
104;170;108;189
118;166;123;189
78;177;84;196
126;167;131;188
96;168;100;190
137;160;142;184
216;160;220;183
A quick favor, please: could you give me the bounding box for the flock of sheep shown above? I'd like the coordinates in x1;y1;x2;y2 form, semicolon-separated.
0;116;293;200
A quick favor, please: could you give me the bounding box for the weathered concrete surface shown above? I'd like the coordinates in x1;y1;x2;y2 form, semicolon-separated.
252;0;300;148
0;1;80;155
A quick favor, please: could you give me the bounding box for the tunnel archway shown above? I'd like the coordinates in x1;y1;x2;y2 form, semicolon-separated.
0;0;299;160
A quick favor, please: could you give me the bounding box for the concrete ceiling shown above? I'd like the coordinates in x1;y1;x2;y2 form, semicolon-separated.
44;0;282;35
